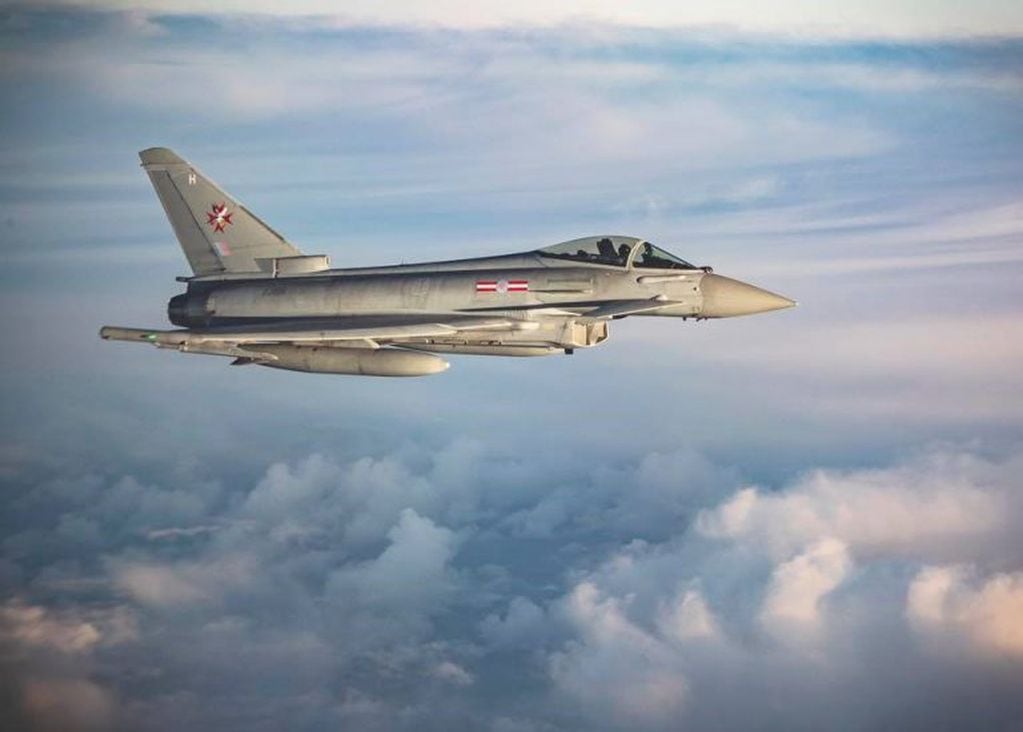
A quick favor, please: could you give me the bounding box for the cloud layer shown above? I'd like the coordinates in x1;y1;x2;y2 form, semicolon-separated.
4;442;1023;730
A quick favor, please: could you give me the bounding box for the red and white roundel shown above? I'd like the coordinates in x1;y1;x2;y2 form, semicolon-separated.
476;279;528;293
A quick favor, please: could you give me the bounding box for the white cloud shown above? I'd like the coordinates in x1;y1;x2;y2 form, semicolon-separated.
0;600;101;654
760;538;852;628
146;524;219;540
432;659;475;686
325;508;459;615
12;22;897;178
550;582;689;727
696;450;1016;561
7;438;1023;730
526;445;1023;728
907;565;1023;657
656;589;719;643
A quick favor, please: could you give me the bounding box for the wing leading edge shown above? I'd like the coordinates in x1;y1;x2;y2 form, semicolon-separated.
100;315;531;349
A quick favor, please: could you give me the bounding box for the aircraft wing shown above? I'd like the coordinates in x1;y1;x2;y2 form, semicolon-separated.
100;314;532;349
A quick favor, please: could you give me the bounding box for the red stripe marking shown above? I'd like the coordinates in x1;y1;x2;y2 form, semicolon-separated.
476;279;529;293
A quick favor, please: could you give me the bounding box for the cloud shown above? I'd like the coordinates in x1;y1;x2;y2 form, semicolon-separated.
0;600;135;732
432;659;475;686
145;525;219;541
480;596;554;650
529;445;1023;728
4;437;1023;730
655;589;719;643
907;565;1023;657
696;449;1019;561
6;13;910;184
112;560;223;607
759;538;851;629
325;507;459;613
549;582;689;728
0;600;101;654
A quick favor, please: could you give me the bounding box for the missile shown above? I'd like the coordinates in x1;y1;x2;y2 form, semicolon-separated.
245;345;448;377
99;327;448;376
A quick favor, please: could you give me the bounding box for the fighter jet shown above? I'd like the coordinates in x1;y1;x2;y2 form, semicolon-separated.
100;148;795;376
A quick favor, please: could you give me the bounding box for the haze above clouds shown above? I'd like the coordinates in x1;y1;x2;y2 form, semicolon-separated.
47;0;1023;37
1;3;1022;730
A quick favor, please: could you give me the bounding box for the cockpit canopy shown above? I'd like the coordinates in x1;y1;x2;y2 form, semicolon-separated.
537;236;696;270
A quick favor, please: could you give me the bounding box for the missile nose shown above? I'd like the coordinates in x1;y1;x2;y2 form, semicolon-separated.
700;274;796;318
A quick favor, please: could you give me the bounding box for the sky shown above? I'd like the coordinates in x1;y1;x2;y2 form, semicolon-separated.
1;2;1022;730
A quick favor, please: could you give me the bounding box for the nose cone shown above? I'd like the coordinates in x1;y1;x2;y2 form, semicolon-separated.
700;274;796;318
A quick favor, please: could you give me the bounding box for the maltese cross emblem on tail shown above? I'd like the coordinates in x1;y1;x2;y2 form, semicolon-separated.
206;203;233;232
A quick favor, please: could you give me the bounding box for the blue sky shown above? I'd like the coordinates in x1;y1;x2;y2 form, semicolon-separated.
1;4;1023;731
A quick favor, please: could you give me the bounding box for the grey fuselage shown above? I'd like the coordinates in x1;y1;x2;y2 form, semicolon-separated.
169;250;715;354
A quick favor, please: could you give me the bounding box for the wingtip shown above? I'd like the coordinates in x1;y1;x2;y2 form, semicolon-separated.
138;147;186;166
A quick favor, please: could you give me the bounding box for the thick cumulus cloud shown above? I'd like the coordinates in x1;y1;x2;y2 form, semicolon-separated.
549;582;690;728
529;447;1023;730
907;565;1023;657
3;441;1023;730
696;450;1023;562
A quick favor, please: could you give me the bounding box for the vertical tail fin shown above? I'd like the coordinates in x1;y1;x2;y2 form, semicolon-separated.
139;147;301;276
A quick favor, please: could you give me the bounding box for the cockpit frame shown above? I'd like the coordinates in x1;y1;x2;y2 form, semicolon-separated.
537;236;697;271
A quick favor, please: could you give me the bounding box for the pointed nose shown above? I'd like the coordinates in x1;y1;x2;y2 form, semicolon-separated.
700;274;796;318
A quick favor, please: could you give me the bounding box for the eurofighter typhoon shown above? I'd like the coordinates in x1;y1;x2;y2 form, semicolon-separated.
101;148;795;376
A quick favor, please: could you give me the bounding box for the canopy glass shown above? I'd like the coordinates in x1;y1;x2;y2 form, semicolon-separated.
537;236;694;269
